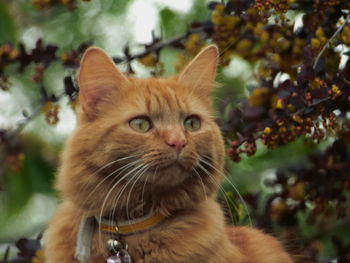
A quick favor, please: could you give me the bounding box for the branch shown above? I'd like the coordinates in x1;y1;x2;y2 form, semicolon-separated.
4;90;67;146
313;13;350;70
113;25;208;63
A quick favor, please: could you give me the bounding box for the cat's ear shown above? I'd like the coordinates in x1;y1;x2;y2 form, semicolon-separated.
78;47;128;119
179;45;219;96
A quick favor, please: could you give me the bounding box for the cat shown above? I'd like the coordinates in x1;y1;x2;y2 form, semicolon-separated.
44;45;294;263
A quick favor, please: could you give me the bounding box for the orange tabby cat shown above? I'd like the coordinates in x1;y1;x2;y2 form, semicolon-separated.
44;45;294;263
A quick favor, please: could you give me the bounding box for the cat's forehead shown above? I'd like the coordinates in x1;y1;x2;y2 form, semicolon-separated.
123;78;204;114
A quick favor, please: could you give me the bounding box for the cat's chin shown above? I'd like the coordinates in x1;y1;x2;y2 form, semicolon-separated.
146;163;191;187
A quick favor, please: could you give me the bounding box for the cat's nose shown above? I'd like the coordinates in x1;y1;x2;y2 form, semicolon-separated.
164;130;186;155
164;129;187;155
167;139;187;155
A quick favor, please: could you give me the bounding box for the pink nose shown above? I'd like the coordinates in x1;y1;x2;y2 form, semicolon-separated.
167;139;187;155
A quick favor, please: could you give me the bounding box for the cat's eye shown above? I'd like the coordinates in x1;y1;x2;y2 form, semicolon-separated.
129;117;152;133
184;115;201;131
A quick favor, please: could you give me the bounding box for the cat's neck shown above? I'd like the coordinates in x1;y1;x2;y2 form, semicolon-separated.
60;159;220;222
99;174;218;223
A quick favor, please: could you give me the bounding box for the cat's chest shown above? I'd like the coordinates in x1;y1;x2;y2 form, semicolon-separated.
90;226;226;263
88;201;226;263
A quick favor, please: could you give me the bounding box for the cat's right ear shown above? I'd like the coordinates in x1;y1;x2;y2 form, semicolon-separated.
78;47;128;120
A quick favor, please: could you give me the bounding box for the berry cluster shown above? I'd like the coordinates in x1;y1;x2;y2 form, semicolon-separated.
200;2;350;162
273;139;349;218
254;0;292;14
0;40;87;126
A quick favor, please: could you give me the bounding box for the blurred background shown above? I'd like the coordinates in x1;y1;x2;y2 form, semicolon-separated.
1;0;350;262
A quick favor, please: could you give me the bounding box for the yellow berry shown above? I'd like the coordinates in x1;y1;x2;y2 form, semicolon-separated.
211;10;223;25
289;182;306;201
311;38;321;49
275;99;283;109
138;53;157;67
315;27;324;38
215;4;225;13
236;39;252;51
9;49;19;60
279;126;287;133
287;104;296;112
248;87;270;107
270;199;287;221
61;52;69;61
260;31;269;43
264;127;272;134
292;114;303;123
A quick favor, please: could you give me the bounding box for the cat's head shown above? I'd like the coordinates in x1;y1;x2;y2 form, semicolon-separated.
57;46;225;216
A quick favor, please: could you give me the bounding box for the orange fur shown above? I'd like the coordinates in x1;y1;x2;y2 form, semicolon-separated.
44;46;294;263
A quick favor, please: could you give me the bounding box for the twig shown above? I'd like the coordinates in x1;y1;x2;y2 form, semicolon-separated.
294;96;332;115
114;26;207;63
2;246;10;263
313;13;350;70
5;91;66;146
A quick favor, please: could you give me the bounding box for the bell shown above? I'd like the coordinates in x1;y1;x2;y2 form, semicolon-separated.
106;255;122;263
107;239;123;253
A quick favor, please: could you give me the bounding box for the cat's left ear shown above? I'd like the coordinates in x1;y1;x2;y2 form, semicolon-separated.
179;45;219;96
78;47;129;120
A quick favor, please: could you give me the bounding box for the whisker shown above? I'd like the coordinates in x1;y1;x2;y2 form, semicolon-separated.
108;162;151;238
109;164;146;223
196;163;236;224
78;154;141;196
110;164;146;221
192;167;208;201
125;164;151;223
80;158;141;209
97;162;144;246
198;157;252;226
141;166;157;215
140;174;150;215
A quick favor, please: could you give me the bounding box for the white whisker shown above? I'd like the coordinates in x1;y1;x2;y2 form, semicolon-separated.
82;159;141;208
196;163;236;224
125;164;150;223
97;162;144;245
192;167;208;201
109;164;146;222
198;157;252;226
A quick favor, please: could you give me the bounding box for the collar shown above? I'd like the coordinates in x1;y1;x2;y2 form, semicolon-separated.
95;212;166;236
75;213;166;263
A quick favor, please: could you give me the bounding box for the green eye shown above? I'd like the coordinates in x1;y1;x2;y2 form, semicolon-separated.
184;115;201;131
129;117;152;133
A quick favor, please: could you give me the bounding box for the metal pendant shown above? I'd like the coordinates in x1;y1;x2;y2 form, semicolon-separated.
106;255;122;263
106;239;132;263
118;249;132;263
107;239;123;253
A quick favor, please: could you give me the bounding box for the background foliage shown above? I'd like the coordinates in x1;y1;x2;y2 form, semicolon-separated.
1;0;350;262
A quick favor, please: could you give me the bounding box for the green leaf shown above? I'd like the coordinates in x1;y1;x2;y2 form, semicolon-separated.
0;1;17;43
2;141;55;218
159;47;179;76
159;8;186;38
3;168;32;217
189;0;211;21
